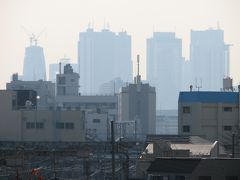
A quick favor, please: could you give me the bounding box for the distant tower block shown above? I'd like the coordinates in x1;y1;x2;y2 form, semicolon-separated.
22;34;46;81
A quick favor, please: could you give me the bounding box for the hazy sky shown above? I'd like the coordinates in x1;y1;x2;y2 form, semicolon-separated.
0;0;240;89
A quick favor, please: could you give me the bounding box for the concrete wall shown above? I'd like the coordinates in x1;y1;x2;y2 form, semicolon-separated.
192;159;240;180
179;101;239;145
85;112;108;141
0;90;22;141
0;90;85;142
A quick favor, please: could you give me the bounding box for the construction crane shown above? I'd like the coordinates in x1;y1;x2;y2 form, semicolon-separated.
21;26;45;46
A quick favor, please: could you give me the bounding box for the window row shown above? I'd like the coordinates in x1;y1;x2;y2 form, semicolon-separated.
26;122;44;129
26;122;75;129
149;175;238;180
56;122;74;129
182;125;234;133
182;106;234;114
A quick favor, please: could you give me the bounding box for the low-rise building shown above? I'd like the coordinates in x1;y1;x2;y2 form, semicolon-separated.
136;135;225;179
85;111;108;141
0;90;85;142
147;158;240;180
6;74;55;109
178;91;240;154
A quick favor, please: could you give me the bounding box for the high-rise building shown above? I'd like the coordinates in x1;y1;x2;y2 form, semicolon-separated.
118;55;156;139
78;28;132;95
147;32;184;110
49;57;78;83
22;39;46;81
190;28;230;91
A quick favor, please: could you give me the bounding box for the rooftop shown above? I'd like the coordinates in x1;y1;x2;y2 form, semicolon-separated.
179;91;239;104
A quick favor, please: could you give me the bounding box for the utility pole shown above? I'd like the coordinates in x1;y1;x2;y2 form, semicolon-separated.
52;149;57;179
111;120;115;180
232;133;235;158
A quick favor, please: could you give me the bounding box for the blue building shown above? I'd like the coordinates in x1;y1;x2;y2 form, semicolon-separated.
178;91;240;155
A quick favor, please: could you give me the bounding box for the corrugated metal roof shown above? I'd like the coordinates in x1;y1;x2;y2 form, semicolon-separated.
179;91;239;104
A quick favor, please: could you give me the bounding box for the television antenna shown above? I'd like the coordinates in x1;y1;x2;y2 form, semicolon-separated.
195;78;202;91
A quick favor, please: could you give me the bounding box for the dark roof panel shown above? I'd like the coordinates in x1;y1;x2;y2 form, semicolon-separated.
147;158;201;173
179;91;238;104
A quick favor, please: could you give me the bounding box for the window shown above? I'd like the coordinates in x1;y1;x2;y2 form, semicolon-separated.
93;119;100;123
65;122;74;129
223;107;232;112
56;122;64;129
175;176;185;180
225;176;238;180
26;122;35;129
199;176;211;180
150;176;169;180
182;125;190;133
183;106;190;113
36;122;44;129
224;126;232;131
58;77;66;84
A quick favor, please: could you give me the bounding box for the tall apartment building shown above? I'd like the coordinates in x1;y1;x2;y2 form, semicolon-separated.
190;28;230;90
22;40;46;81
178;91;240;151
147;32;184;110
78;28;132;95
118;56;156;139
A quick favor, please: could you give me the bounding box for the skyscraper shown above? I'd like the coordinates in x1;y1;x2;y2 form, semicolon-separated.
147;32;184;110
22;39;46;81
190;28;230;91
78;28;132;95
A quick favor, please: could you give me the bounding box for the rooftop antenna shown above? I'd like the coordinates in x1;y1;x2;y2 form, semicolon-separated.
134;54;141;84
195;78;202;91
137;54;140;76
113;80;116;95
